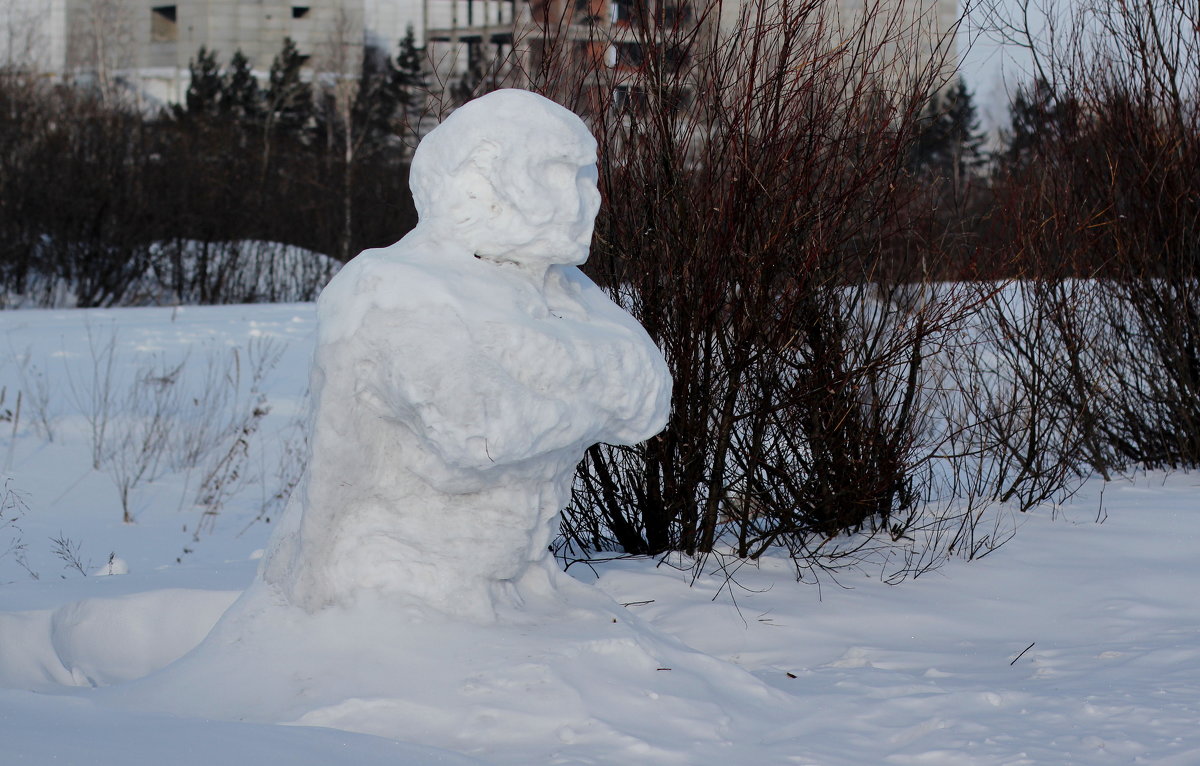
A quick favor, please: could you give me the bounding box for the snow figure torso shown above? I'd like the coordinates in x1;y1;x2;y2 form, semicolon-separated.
260;90;672;620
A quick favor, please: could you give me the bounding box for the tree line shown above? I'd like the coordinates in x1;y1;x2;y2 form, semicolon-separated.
1;0;1197;579
0;31;429;307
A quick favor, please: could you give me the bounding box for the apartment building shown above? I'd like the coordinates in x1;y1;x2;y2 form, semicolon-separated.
0;0;426;103
424;0;957;110
2;0;956;106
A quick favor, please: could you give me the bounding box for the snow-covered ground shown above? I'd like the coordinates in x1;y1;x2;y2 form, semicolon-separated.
1;304;1197;765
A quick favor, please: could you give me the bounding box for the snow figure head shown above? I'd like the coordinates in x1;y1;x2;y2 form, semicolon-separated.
261;89;671;621
409;89;601;269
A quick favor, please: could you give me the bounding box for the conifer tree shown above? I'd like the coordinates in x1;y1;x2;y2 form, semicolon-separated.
257;38;314;189
392;26;427;142
910;78;986;182
449;42;485;107
1001;79;1080;169
265;37;314;140
352;46;402;152
393;26;427;104
183;46;223;120
943;79;985;174
222;50;261;122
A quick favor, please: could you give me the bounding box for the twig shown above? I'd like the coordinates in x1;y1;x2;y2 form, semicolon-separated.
1010;641;1035;665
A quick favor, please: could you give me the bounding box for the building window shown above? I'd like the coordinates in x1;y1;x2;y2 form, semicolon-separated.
610;0;637;25
658;1;692;26
151;6;178;42
573;40;604;65
664;43;687;71
613;41;644;68
292;6;311;19
575;0;602;24
613;85;647;112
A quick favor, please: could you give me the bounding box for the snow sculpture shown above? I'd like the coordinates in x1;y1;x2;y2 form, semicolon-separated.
261;89;672;620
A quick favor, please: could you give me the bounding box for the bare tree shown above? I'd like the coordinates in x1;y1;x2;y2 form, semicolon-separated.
985;0;1200;471
69;0;137;107
318;8;367;262
501;0;1032;580
0;0;50;72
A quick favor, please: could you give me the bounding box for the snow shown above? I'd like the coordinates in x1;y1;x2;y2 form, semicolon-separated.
87;89;783;765
588;475;1200;764
0;89;1197;762
0;588;236;690
1;301;1198;764
4;239;339;309
408;89;602;272
262;88;671;618
0;687;485;766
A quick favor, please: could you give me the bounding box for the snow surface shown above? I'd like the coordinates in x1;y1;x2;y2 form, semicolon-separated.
2;90;1198;763
1;299;1199;764
3;239;339;309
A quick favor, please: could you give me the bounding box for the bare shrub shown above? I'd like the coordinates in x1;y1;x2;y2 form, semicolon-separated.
170;337;285;472
986;0;1200;473
169;349;240;471
49;532;89;577
0;478;36;580
939;282;1095;513
502;0;1044;579
105;358;184;523
191;395;270;540
1;35;421;309
187;336;285;539
10;345;56;442
63;322;120;470
0;386;18;471
62;324;288;526
241;409;310;537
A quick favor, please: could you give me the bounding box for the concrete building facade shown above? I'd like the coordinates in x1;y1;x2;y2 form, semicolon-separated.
423;0;958;107
2;0;957;106
0;0;426;104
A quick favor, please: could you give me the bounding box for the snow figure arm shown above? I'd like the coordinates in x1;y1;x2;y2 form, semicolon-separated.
334;258;669;487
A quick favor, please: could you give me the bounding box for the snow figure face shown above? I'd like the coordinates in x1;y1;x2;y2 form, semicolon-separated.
410;89;602;269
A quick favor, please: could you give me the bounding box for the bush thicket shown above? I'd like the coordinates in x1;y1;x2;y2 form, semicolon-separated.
0;36;426;306
1;0;1196;579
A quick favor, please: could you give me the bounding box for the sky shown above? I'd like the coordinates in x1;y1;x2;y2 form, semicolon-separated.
957;0;1039;137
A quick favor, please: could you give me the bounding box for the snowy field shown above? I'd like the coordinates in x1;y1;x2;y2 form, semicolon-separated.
1;304;1198;765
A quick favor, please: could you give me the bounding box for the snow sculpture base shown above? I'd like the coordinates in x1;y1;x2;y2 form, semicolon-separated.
105;572;792;765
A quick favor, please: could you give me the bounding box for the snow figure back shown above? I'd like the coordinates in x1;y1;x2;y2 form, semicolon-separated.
261;89;672;620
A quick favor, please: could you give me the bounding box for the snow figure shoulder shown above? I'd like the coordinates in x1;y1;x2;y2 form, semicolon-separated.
260;88;673;621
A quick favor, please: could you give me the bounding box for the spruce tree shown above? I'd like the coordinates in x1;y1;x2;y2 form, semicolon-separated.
222;50;261;122
392;25;427;135
265;37;314;141
943;79;986;175
910;77;986;183
183;46;223;120
1001;79;1080;169
450;60;483;107
394;26;427;103
352;46;402;154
